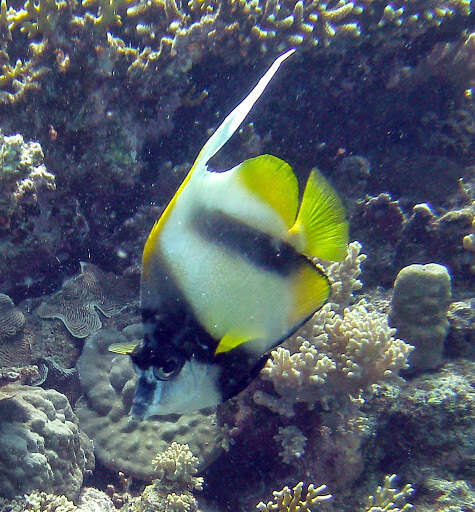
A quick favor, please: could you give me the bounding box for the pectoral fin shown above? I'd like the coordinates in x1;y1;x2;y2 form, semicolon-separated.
108;342;139;355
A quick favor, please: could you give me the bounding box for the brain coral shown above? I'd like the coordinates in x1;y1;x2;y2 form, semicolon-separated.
76;327;224;480
0;384;94;499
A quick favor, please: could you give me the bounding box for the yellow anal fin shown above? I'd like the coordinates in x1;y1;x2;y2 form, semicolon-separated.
237;155;299;228
108;342;139;355
215;328;263;356
289;169;348;261
290;261;330;325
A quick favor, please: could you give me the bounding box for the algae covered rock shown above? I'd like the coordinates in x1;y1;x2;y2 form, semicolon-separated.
390;263;452;370
0;385;94;499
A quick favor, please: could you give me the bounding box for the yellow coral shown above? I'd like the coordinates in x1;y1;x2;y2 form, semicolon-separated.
7;0;67;37
256;482;332;512
365;474;414;512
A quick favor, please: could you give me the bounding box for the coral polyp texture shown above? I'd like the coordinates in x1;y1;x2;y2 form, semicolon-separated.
36;262;134;338
253;242;412;416
256;300;413;415
0;292;32;367
0;384;94;499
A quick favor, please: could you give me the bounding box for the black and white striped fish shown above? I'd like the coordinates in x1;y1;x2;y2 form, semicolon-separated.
110;49;348;417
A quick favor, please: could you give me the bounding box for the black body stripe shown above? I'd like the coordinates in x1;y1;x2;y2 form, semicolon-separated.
192;209;303;276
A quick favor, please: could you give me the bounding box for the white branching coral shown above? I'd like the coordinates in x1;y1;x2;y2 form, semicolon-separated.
256;300;413;415
322;240;367;310
313;301;414;392
152;442;204;492
273;426;307;465
166;492;199;512
365;474;414;512
256;482;332;512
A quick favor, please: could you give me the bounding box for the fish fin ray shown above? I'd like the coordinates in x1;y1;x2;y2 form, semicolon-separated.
108;342;138;355
194;49;295;174
289;169;348;261
236;155;299;228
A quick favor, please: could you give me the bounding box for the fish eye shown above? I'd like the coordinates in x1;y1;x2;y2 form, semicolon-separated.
153;357;181;380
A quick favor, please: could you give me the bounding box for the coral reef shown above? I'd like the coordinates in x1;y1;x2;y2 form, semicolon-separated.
0;0;471;510
364;474;414;512
273;426;307;465
0;132;62;298
0;487;116;512
255;299;413;416
36;262;135;338
76;327;224;480
152;442;204;492
121;443;202;512
371;361;473;502
390;263;452;370
446;298;474;359
322;240;367;311
0;384;94;499
256;482;332;512
0;292;32;367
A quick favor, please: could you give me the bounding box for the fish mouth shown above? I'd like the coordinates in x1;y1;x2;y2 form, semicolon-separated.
130;374;161;420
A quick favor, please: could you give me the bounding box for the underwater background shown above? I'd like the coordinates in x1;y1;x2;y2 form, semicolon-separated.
0;0;473;511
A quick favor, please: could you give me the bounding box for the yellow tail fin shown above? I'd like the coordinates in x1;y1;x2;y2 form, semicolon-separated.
289;169;348;261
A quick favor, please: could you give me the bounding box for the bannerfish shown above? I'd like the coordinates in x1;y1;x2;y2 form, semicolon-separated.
110;49;348;418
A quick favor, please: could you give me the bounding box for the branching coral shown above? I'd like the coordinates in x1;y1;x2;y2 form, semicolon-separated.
322;240;367;311
256;475;413;512
256;482;332;512
152;442;204;492
1;0;470;103
365;474;414;512
256;300;413;415
121;443;203;512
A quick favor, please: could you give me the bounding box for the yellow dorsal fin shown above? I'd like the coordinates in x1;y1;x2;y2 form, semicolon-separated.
108;342;139;355
215;328;263;356
290;262;330;325
237;155;299;228
288;169;348;261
